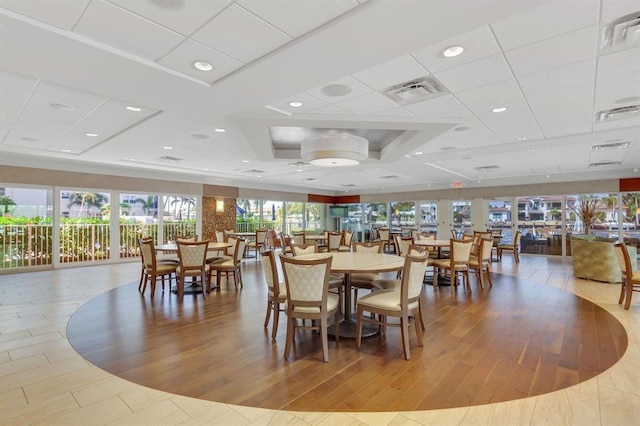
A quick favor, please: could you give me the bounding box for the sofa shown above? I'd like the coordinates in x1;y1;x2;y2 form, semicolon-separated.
571;236;637;283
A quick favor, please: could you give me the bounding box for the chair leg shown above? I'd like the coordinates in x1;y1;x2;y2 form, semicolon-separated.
284;313;294;360
355;305;363;348
401;317;411;360
414;311;424;347
264;300;272;329
321;316;329;362
514;249;520;263
624;280;633;310
272;302;280;340
486;263;493;287
619;280;626;305
139;268;144;291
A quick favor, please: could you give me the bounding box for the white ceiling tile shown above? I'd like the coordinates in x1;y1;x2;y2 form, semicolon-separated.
192;4;292;63
455;79;524;110
594;73;640;110
491;0;600;51
600;0;640;22
506;26;598;77
435;54;513;93
306;105;351;115
373;107;414;117
0;0;90;30
404;95;472;121
518;59;596;96
411;25;501;73
106;0;231;36
597;47;640;80
156;39;245;84
333;92;399;114
0;71;38;141
268;92;329;114
74;0;185;60
238;0;358;38
305;76;373;104
447;125;503;149
352;55;428;90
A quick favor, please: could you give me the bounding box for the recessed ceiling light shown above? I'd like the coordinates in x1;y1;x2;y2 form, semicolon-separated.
634;167;639;172
242;160;250;163
125;105;142;112
516;136;527;141
442;45;464;58
538;161;544;165
322;84;352;97
128;158;137;162
20;137;38;142
296;169;303;172
414;151;423;155
85;132;98;137
193;60;213;71
528;149;536;152
546;174;550;178
214;128;226;133
256;175;262;178
404;154;412;159
61;149;71;153
50;103;74;111
202;168;209;171
491;107;507;113
288;101;303;107
163;146;173;150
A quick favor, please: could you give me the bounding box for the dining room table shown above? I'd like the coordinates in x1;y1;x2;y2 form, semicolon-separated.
413;239;452;285
296;251;405;338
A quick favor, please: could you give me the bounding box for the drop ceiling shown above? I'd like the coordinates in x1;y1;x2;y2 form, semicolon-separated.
0;0;638;195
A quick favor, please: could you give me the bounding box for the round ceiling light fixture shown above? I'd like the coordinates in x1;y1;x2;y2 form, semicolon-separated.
192;60;213;71
301;134;368;167
442;45;464;58
322;84;352;97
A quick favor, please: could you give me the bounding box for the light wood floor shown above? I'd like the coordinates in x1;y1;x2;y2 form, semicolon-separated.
1;254;639;425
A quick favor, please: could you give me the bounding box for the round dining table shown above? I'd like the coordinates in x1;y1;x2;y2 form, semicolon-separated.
296;252;405;338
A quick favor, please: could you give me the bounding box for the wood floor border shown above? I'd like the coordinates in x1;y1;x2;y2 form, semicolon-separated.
67;262;627;412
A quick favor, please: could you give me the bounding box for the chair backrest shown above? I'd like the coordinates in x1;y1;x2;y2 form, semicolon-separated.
411;229;419;240
513;230;522;246
215;231;225;243
256;229;268;244
233;238;247;263
342;230;353;247
292;231;305;244
479;237;494;262
407;244;426;256
353;241;383;253
613;242;632;277
401;254;430;305
177;240;208;270
395;235;414;257
291;243;318;256
451;229;457;239
262;249;280;298
175;235;198;243
265;230;278;248
450;238;473;264
280;253;333;309
327;232;343;251
138;237;156;268
226;236;237;256
378;228;390;241
280;233;291;249
418;233;435;241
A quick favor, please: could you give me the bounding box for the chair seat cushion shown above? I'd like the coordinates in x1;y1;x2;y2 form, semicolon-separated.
205;256;224;264
357;289;418;311
338;245;350;252
351;272;379;285
211;259;235;270
268;281;287;298
157;255;179;264
468;259;482;268
372;278;400;290
146;264;177;274
286;293;340;313
434;260;468;270
176;264;210;275
497;244;515;250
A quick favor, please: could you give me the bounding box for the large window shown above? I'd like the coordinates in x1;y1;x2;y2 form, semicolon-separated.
0;186;53;269
162;195;197;242
364;202;388;241
390;201;415;232
452;200;471;237
60;190;111;264
621;192;640;256
487;199;512;244
419;201;437;235
119;193;159;259
262;200;283;232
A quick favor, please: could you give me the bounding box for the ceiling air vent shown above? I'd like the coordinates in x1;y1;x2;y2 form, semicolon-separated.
591;141;632;151
340;184;357;187
383;76;448;105
158;155;183;162
474;165;500;172
589;160;622;168
380;175;401;180
601;11;640;51
287;161;311;168
595;105;639;122
243;169;266;174
303;178;318;182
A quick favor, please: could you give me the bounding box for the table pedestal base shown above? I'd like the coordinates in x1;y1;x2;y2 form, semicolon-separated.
171;283;206;295
328;315;378;339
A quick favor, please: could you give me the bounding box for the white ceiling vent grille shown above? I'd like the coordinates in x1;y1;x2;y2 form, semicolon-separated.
601;11;640;51
591;141;632;151
380;175;401;180
158;155;183;162
287;161;311;168
589;160;622;168
595;105;639;122
383;76;448;105
243;169;266;174
340;184;357;187
303;178;319;182
474;165;500;171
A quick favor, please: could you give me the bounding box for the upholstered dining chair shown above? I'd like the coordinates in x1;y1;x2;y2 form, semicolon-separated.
246;229;267;258
291;242;343;306
262;249;286;339
215;230;225;243
468;236;494;289
279;233;293;256
433;238;473;292
351;241;384;306
394;235;415;258
378;227;394;253
339;230;353;252
290;242;319;256
291;231;306;245
210;238;247;291
613;242;640;310
175;240;210;301
327;232;343;252
279;253;339;362
138;238;177;298
497;230;522;263
356;253;429;360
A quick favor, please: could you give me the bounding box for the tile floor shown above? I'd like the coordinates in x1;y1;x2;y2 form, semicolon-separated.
0;255;638;425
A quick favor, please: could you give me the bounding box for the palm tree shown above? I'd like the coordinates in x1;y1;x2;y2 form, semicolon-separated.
603;193;618;223
134;195;158;217
182;197;196;220
68;192;107;217
0;195;16;216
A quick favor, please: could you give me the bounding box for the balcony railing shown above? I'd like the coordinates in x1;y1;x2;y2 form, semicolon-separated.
1;224;53;268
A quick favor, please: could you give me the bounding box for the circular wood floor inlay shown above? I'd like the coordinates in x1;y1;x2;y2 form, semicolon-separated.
67;270;627;412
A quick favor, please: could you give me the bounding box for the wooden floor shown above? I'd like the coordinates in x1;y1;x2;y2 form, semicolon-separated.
67;258;627;413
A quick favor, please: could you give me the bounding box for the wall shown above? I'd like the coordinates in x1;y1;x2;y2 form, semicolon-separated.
202;197;236;242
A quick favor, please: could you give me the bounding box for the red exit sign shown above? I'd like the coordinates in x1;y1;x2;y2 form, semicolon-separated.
451;181;463;188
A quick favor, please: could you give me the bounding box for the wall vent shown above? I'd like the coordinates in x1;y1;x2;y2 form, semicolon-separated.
591;141;632;151
383;76;448;105
589;160;622;168
158;155;183;162
595;105;639;122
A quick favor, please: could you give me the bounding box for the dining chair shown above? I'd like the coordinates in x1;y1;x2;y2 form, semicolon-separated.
262;249;286;339
175;235;198;242
356;253;429;360
394;235;415;257
378;227;394;253
279;253;339;362
138;237;177;298
290;242;319;256
279;233;293;256
468;236;494;289
291;231;306;245
433;238;473;292
215;230;225;242
327;232;343;252
176;240;210;302
613;242;640;310
351;241;384;306
497;230;522;263
339;230;353;252
246;229;267;258
291;242;344;303
210;238;247;291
